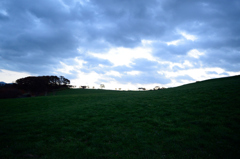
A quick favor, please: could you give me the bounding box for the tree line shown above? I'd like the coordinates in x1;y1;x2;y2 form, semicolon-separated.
0;76;71;99
16;76;70;93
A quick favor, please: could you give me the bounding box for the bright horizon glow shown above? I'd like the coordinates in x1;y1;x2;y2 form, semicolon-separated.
1;68;239;90
0;69;32;83
89;47;155;67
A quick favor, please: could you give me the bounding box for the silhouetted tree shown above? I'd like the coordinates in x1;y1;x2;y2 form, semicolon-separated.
16;76;70;95
16;76;48;94
138;87;146;91
100;84;105;89
80;86;87;89
63;77;70;85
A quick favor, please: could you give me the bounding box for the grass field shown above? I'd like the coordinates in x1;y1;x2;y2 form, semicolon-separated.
0;75;240;158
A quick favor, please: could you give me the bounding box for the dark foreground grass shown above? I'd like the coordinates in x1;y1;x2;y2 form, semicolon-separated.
0;76;240;158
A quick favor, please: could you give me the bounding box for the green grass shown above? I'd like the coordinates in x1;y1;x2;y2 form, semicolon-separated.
0;75;240;158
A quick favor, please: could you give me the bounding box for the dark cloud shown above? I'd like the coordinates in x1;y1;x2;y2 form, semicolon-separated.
201;48;240;71
81;57;113;73
0;0;82;73
152;41;195;60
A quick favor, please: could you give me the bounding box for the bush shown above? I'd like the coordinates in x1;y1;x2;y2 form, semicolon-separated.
0;87;22;99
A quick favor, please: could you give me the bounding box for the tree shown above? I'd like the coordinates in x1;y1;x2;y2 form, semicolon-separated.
100;84;105;89
80;86;87;89
63;77;70;85
138;87;146;91
59;76;69;85
16;75;71;95
16;76;49;94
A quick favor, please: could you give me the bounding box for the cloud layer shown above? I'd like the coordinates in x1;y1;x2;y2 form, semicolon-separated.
0;0;240;89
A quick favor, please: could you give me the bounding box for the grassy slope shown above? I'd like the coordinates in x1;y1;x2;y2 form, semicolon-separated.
0;76;240;158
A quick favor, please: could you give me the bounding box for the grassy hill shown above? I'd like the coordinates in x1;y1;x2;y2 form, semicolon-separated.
0;75;240;158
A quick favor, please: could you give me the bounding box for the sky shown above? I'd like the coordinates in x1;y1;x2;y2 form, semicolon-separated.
0;0;240;90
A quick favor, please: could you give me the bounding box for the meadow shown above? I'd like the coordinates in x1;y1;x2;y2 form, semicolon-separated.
0;75;240;158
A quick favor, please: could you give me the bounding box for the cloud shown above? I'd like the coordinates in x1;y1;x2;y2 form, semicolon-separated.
126;71;141;76
180;32;197;41
166;39;183;46
89;46;154;67
105;71;122;77
113;71;171;85
0;0;240;89
187;49;205;59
